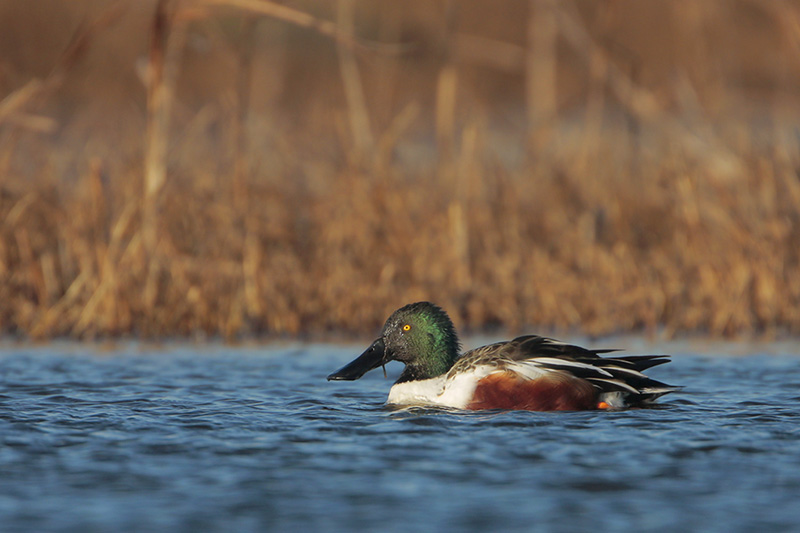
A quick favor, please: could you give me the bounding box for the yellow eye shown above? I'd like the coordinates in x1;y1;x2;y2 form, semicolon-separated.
402;324;411;331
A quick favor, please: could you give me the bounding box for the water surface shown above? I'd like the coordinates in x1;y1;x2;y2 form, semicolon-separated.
1;341;799;532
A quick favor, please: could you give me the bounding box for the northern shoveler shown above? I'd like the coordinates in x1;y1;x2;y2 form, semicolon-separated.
327;302;679;411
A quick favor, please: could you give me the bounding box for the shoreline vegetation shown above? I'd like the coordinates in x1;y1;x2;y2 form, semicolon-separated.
1;1;799;341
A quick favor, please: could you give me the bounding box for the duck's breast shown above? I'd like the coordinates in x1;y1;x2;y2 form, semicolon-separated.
387;367;492;409
387;376;448;407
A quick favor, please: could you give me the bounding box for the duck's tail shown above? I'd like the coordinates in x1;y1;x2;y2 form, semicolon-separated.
536;353;680;408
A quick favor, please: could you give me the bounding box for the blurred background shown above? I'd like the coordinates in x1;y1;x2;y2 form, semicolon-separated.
1;0;799;340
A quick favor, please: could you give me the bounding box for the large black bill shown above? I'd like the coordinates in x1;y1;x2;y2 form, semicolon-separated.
327;338;386;381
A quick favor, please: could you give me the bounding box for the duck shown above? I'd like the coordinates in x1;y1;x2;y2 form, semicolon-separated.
327;301;678;411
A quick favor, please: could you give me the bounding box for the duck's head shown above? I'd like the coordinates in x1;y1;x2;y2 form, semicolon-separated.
327;302;461;383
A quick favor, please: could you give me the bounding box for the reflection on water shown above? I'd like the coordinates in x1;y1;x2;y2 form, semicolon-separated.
1;343;799;532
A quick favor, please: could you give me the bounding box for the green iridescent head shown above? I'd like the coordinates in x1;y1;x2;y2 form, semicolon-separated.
327;302;461;383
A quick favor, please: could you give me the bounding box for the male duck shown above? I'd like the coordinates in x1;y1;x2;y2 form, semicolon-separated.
328;302;678;411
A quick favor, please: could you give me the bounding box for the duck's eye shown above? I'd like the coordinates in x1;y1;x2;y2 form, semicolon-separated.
402;324;411;332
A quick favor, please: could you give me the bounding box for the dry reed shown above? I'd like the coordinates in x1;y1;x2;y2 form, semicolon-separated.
1;1;799;341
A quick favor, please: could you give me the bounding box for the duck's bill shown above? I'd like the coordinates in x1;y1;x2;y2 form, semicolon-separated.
327;338;386;381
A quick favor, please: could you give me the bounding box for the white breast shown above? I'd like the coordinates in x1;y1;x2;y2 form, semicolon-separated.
386;366;497;409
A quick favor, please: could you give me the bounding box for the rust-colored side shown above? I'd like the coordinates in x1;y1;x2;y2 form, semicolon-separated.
467;371;598;411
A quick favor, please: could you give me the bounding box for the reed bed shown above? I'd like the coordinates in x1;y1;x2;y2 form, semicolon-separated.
1;1;799;340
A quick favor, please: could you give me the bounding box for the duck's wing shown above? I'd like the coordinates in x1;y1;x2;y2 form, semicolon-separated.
452;335;678;403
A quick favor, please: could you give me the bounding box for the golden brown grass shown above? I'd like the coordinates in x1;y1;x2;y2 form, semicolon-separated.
1;1;800;340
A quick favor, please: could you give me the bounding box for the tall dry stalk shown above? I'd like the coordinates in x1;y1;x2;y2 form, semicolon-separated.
435;1;457;164
143;0;187;307
336;0;373;165
526;0;558;155
233;16;258;210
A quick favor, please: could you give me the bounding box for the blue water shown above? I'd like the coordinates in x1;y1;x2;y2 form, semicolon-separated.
1;341;799;532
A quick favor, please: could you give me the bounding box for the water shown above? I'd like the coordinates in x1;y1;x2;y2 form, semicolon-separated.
1;341;799;532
